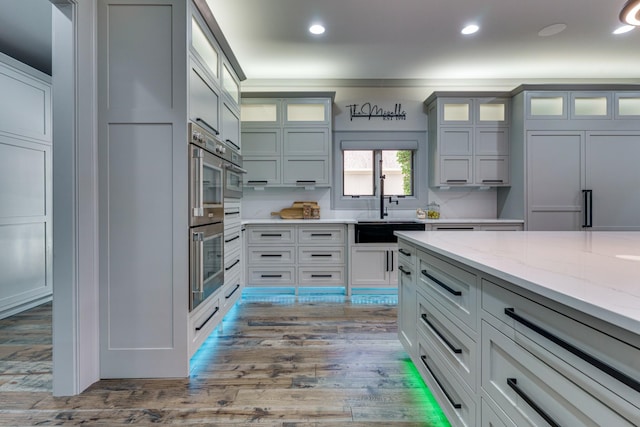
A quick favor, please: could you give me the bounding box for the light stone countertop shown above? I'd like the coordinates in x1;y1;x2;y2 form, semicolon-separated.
242;218;524;225
394;230;640;334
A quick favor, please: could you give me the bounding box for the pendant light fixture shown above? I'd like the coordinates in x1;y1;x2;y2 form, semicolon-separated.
620;0;640;26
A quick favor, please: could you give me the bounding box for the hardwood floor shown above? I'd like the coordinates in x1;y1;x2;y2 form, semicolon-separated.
0;293;450;426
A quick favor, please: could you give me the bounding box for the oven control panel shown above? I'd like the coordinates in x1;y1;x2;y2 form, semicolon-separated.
189;122;231;161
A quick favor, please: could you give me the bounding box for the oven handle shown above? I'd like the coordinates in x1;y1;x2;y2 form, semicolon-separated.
193;148;204;217
225;163;248;174
192;231;204;296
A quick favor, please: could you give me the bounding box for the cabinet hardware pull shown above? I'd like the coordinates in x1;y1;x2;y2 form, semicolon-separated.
435;227;474;230
482;179;504;183
445;180;467;183
420;355;462;409
311;274;332;278
296;180;316;185
195;306;219;331
421;314;462;354
311;254;332;257
386;251;390;272
421;270;462;296
225;284;241;299
225;211;240;216
225;139;240;150
261;254;283;257
261;274;282;278
507;378;560;427
311;233;332;237
225;260;240;271
248;180;268;184
398;248;411;256
504;307;640;393
261;233;282;237
582;189;593;228
195;117;219;135
225;235;240;243
389;251;394;272
398;265;411;276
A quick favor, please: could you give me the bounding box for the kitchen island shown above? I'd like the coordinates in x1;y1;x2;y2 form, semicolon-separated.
394;230;640;427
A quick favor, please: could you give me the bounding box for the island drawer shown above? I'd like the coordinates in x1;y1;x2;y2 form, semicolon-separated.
482;279;640;415
298;225;345;245
397;240;416;267
416;331;476;427
482;322;636;427
248;247;295;265
417;288;477;391
247;226;295;244
418;249;478;331
298;267;345;286
247;267;295;286
298;246;345;264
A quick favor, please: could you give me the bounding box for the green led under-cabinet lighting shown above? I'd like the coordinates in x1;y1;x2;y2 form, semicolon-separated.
402;358;452;427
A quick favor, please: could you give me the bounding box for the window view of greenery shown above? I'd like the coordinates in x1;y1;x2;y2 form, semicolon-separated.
343;149;413;197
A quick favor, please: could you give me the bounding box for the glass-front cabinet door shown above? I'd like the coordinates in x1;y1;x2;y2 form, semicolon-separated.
190;15;219;82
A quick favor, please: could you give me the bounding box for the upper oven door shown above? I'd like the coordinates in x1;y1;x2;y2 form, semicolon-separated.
190;144;224;227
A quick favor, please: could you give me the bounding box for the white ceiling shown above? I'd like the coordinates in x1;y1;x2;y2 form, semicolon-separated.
206;0;640;84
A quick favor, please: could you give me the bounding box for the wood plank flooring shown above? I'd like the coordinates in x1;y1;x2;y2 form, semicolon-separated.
0;294;450;426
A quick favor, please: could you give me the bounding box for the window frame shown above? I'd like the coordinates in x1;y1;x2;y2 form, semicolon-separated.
332;131;427;210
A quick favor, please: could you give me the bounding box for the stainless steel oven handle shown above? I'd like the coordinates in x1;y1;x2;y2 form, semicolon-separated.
225;163;247;174
193;148;204;217
192;231;204;295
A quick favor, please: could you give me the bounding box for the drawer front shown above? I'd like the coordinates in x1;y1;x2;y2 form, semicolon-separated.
298;226;345;245
221;281;242;310
190;297;221;356
298;246;345;264
224;249;241;276
416;332;477;427
248;246;295;265
482;322;636;427
247;267;295;286
481;399;515;427
482;279;640;414
397;240;416;267
298;267;345;286
418;249;478;331
417;289;477;391
224;226;242;255
247;227;295;244
224;204;241;226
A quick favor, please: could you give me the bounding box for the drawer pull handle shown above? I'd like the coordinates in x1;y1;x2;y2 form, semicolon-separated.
420;355;462;409
398;265;411;276
195;306;219;331
225;260;240;271
421;270;462;296
225;235;240;243
311;233;332;237
225;284;240;299
445;179;467;183
507;378;560;427
311;254;332;257
482;179;504;183
225;139;240;150
421;314;462;354
311;274;332;278
261;274;282;278
248;180;268;185
504;307;640;393
225;211;240;216
398;248;411;256
261;233;282;237
261;254;283;257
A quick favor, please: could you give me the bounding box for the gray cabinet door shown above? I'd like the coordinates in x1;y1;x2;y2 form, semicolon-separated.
526;131;584;231
586;132;640;230
222;102;240;151
189;62;220;135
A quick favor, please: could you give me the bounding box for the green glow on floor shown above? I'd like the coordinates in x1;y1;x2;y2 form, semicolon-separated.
402;357;452;427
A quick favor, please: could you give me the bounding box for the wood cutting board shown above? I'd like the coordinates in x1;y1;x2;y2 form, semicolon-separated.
271;207;304;219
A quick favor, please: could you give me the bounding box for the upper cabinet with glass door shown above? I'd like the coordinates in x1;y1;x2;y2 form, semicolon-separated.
189;13;219;85
436;95;510;126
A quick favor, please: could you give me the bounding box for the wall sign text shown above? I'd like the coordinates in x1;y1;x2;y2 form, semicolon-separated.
347;102;407;121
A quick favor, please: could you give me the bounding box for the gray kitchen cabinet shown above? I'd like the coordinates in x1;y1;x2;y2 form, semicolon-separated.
0;53;52;320
498;84;640;231
97;0;244;377
221;100;240;152
241;93;334;188
425;93;511;188
350;245;398;288
397;241;417;357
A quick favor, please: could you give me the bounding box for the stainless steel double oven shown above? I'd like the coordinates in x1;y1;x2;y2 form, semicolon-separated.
188;122;227;311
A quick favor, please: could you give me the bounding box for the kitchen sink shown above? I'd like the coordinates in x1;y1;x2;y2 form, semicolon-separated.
355;220;425;243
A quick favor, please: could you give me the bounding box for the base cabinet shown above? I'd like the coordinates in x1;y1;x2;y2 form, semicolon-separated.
350;245;398;287
397;237;640;427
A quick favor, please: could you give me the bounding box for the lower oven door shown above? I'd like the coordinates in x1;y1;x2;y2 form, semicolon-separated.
190;222;224;311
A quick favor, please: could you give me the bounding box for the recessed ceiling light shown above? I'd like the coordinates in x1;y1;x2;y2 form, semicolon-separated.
620;0;640;26
309;24;325;35
461;24;479;35
613;25;636;34
538;23;567;37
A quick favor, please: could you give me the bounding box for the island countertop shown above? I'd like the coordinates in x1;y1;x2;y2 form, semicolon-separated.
394;230;640;334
